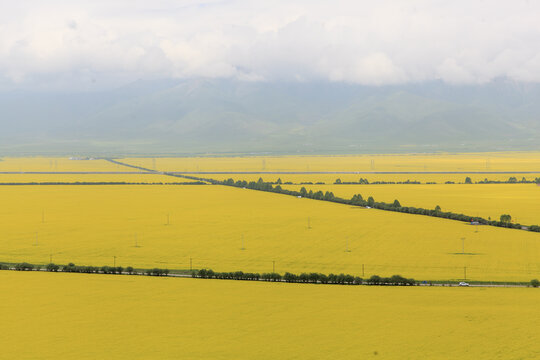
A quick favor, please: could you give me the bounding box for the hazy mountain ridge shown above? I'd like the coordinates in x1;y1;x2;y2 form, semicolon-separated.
1;79;539;154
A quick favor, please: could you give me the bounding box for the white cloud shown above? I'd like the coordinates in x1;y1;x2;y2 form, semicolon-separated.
1;0;540;90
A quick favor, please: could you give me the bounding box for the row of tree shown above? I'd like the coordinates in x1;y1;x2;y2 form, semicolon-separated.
223;176;540;186
216;177;540;232
14;262;34;271
14;262;171;276
466;176;540;184
4;261;538;287
194;269;269;280
59;263;135;274
145;268;170;276
192;269;416;286
476;177;540;184
335;178;421;184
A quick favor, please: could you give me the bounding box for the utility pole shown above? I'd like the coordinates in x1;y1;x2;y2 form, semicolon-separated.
166;214;170;225
362;264;365;277
307;217;311;229
50;254;52;263
464;266;467;280
272;260;275;273
113;256;116;267
241;234;245;250
461;237;465;254
345;239;351;252
190;257;192;271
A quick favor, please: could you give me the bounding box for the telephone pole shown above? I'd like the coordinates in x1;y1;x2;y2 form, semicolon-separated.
307;217;311;229
272;260;275;273
113;256;116;267
241;234;245;250
190;257;193;271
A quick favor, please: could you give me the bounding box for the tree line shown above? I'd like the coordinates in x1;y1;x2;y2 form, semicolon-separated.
103;161;540;233
475;176;540;184
334;178;422;185
218;177;540;232
8;262;168;276
192;269;416;285
3;261;539;287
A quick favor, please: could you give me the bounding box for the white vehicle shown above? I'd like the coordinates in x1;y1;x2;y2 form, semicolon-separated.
458;281;470;287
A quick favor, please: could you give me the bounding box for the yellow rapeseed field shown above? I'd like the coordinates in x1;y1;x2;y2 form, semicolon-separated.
1;271;539;360
282;184;540;226
1;184;539;281
121;152;540;172
0;157;136;172
0;173;199;183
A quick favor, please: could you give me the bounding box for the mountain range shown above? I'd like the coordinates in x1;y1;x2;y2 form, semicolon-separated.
1;78;539;155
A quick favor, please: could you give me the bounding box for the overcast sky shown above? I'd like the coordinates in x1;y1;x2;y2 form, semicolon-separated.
1;0;540;91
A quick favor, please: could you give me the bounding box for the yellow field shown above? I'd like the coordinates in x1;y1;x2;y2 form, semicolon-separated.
0;157;137;172
121;152;540;172
282;184;540;226
1;271;539;360
0;173;199;183
204;172;540;184
1;184;540;281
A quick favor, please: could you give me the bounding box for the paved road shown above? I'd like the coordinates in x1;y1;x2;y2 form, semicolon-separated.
13;268;532;288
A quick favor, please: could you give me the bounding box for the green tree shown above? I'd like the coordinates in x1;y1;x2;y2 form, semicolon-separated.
392;199;401;207
46;263;59;272
15;262;34;271
367;196;375;207
465;177;472;184
500;214;512;223
435;205;441;211
334;178;342;184
531;279;540;288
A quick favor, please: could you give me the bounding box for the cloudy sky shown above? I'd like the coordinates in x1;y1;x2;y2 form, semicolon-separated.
1;0;540;91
